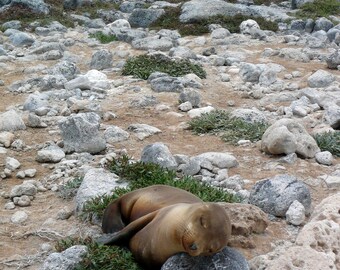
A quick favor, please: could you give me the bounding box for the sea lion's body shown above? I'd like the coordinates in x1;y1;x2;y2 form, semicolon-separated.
102;185;203;234
98;185;231;269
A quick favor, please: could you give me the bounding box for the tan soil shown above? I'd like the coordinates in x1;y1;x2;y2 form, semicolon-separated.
0;32;339;269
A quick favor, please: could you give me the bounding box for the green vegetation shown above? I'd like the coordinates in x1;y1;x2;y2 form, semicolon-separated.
150;6;278;36
314;131;340;157
253;0;284;5
188;109;268;145
122;54;206;80
82;187;129;219
66;154;239;270
295;0;340;19
58;177;83;200
0;0;119;28
56;237;142;270
0;0;74;28
89;32;118;43
82;155;239;218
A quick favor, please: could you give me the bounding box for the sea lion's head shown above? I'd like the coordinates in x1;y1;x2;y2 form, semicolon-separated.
181;203;231;257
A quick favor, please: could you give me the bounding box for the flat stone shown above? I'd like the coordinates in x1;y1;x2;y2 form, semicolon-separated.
323;175;340;188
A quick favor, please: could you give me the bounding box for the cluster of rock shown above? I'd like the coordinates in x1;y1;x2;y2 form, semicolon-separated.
250;193;340;269
0;0;339;269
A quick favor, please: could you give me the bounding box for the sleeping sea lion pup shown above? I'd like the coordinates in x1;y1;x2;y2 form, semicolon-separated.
97;185;232;269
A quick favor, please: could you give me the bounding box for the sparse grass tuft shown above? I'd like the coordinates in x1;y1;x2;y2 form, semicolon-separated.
82;187;130;219
150;7;278;35
314;131;340;157
74;0;120;18
56;237;142;270
295;0;340;19
122;54;206;80
188;109;268;145
220;118;268;144
0;0;120;28
0;1;74;28
58;177;83;200
81;155;239;218
89;32;117;43
71;154;239;270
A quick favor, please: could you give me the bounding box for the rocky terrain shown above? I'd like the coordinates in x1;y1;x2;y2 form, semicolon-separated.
0;0;340;269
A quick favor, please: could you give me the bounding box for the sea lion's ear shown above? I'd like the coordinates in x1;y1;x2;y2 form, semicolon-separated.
200;216;208;228
98;210;159;245
102;199;125;234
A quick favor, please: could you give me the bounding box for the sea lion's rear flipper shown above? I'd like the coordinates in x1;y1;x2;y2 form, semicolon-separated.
97;210;158;245
102;199;125;234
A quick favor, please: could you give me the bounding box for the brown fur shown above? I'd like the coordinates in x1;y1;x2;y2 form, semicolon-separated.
97;185;231;269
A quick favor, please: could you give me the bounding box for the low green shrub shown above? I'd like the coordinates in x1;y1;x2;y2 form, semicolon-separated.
314;131;340;157
82;155;239;218
188;109;268;145
89;32;117;43
122;54;206;80
58;177;83;200
68;154;239;269
295;0;340;19
56;237;142;270
150;7;278;35
0;1;74;28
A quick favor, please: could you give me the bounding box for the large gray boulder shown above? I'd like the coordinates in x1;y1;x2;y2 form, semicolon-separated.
132;36;176;51
90;49;113;70
0;110;26;132
324;104;340;129
231;108;267;123
128;8;165;28
161;247;249;270
307;69;335;88
23;93;49;112
261;118;320;158
51;61;79;80
179;0;290;23
58;112;106;154
314;17;334;32
239;63;263;83
36;145;65;163
249;174;311;217
140;142;177;170
195;152;238;169
1;0;50;14
8;31;35;47
326;50;340;69
41;245;88;270
250;193;340;270
150;75;184;93
104;126;130;143
75;168;126;211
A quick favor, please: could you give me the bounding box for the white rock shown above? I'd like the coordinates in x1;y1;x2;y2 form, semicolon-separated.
11;210;28;224
4;202;15;210
323;175;340;188
0;131;15;147
16;171;26;179
307;69;335;88
286;200;306;225
240;19;260;35
187;106;215;118
315;151;333;166
24;168;37;177
6;157;21;170
178;101;193;112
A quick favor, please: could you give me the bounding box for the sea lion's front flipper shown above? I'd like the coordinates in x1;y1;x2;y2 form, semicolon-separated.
102;199;125;234
97;210;158;245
